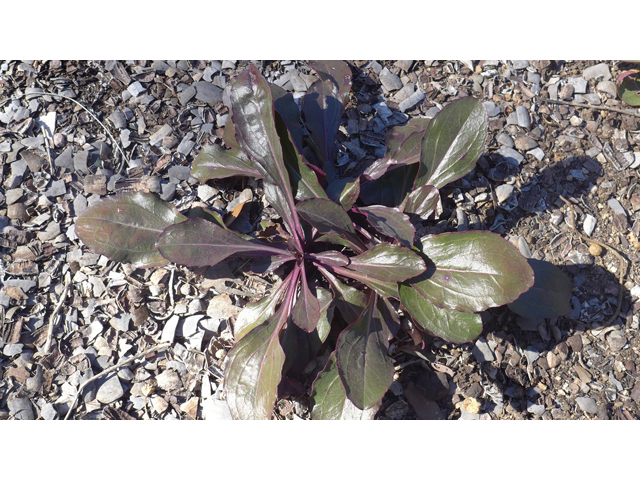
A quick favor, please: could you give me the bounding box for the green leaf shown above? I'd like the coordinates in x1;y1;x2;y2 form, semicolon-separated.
310;352;379;420
224;309;287;419
336;293;395;410
291;263;322;332
409;231;534;312
415;96;487;189
223;106;242;150
315;287;335;343
156;217;292;267
358;205;416;248
296;198;364;251
617;70;640;106
191;144;261;183
384;116;430;164
399;283;482;343
308;60;352;108
346;243;426;282
319;267;369;324
75;192;187;268
508;259;572;318
234;283;287;342
403;184;440;219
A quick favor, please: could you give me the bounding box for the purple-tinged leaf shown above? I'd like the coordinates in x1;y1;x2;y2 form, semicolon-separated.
326;177;360;210
315;233;364;254
191;144;261;183
230;65;303;242
315;287;335;343
270;83;303;152
384;116;430;165
363;157;399;181
416;97;488;189
296;198;364;251
508;259;572;318
319;267;370;324
75;192;187;268
224;307;288;419
399;283;483;343
234;280;289;342
223;107;242;150
250;254;295;274
291;263;322;332
346;243;426;282
410;231;534;313
308;60;352;109
403;184;440;219
336;293;395;410
357;205;415;248
306;250;350;268
332;266;400;298
379;297;401;340
617;70;640;106
156;217;292;268
300;79;342;168
310;352;379;420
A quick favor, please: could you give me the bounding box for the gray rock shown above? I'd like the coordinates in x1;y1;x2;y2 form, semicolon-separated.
569;169;586;181
11;158;28;177
483;101;502;118
395;60;414;71
559;83;574;100
6;188;23;205
108;109;127;129
472;337;495;362
194;81;223;105
168;165;193;183
44;179;66;198
511;60;530;70
37;221;61;242
583;214;596;236
583;63;611;82
149;124;172;146
178;314;204;337
96;373;124;404
523;346;540;364
398;90;425;112
156;369;182;391
516;106;531;128
527;402;545;416
582;93;601;105
394;83;415;103
608;198;627;216
4;343;24;356
496;132;514;147
177;135;196;156
221;60;236;70
120;129;131;148
4;279;37;291
606;330;627;351
53;146;74;172
526;72;541;85
596;81;617;97
497;145;525;166
379;67;403;91
127;81;146;97
368;60;383;74
160;182;176;201
178;85;196;106
8;396;35;420
161;315;180;343
495;184;514;204
152;60;170;74
40;403;58;420
73;194;88;215
514;135;538;151
568;77;588;94
576;396;598;414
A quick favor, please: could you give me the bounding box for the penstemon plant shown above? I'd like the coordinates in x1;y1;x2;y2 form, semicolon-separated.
76;61;571;419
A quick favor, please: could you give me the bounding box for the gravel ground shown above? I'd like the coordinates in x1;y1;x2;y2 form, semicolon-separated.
1;60;639;420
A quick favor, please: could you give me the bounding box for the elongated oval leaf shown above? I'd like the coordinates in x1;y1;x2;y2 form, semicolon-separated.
403;184;439;219
75;192;187;268
224;310;287;419
308;60;352;108
357;205;415;248
346;243;425;282
315;287;335;343
319;267;370;324
156;217;291;267
300;78;342;168
326;177;360;210
310;352;378;420
336;294;395;410
306;250;350;268
334;266;400;298
415;96;487;189
270;83;303;152
384;116;430;164
410;231;534;312
234;276;291;341
296;198;356;236
508;259;572;318
399;283;482;343
191;144;261;182
291;263;322;332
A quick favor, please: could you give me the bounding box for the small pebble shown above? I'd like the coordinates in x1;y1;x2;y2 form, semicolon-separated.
495;184;514;204
583;214;597;237
606;330;627;351
576;396;598;414
588;243;603;256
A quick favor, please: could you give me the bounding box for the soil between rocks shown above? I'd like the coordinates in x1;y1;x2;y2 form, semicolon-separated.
1;60;639;420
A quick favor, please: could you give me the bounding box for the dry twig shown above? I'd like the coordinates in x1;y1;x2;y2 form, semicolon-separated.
64;342;171;420
539;97;640;119
43;278;71;355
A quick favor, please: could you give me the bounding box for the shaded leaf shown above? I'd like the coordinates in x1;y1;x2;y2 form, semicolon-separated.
305;250;351;268
416;97;487;189
310;352;378;420
223;107;242;150
300;78;342;169
399;283;483;343
308;60;352;108
409;231;534;312
403;184;440;219
315;233;364;254
319;267;370;324
224;309;287;419
291;263;322;332
191;144;261;183
336;293;395;410
508;259;572;318
326;176;360;210
384;116;430;164
270;83;303;152
357;205;415;248
76;192;187;268
315;287;335;343
334;267;400;298
296;198;363;250
156;217;292;268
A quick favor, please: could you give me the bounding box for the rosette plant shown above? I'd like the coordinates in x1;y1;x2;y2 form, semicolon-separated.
76;61;571;419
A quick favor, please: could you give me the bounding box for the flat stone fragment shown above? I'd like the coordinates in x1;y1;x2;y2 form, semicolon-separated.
523;346;540;364
583;214;596;236
606;330;627;351
149;124;172;146
96;373;124;404
202;397;233;420
527;402;545;416
108;109;127;129
398;90;425;112
161;315;180;343
483;101;502;117
511;60;530;70
497;146;525;165
576;396;598;414
156;369;182;391
178;85;196;106
496;132;514;147
194;81;223;104
379;67;404;91
44;179;66;198
8;396;35;420
597;81;617;97
516;106;531;128
582;93;601;105
567;77;588;94
127;81;146;97
583;63;611;81
495;184;514;204
472;337;495;362
4;343;24;356
394;83;415;103
395;60;414;71
40;403;58;420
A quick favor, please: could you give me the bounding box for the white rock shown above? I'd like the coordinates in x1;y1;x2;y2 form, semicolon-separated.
583;63;612;82
583;214;597;237
495;184;514;204
96;374;124;404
